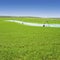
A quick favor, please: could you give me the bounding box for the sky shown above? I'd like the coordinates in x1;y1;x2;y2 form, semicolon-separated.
0;0;60;18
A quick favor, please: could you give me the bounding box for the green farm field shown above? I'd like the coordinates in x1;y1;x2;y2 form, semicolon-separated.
0;17;60;23
0;17;60;60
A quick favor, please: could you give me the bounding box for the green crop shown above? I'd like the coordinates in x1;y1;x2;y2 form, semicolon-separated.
0;17;60;60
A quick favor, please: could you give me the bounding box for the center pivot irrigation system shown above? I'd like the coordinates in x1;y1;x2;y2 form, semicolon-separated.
5;20;60;28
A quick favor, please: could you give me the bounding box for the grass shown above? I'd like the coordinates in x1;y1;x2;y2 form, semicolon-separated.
0;17;60;60
0;17;60;24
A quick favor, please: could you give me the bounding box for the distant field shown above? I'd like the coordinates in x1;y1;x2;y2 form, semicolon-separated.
0;17;60;24
0;17;60;60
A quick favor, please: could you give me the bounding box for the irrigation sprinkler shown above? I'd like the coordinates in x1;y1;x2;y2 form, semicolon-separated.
43;20;48;27
43;21;46;27
43;24;45;27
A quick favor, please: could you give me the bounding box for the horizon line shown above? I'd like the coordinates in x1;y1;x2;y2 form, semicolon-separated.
0;15;60;18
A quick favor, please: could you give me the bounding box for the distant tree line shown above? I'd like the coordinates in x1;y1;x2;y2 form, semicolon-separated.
0;16;42;18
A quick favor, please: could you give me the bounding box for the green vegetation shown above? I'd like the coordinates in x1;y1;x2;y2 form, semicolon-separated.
0;17;60;60
0;17;60;24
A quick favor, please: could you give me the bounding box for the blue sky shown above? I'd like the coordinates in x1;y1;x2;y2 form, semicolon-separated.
0;0;60;17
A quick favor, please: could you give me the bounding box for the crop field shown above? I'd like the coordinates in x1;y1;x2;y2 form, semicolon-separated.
0;17;60;60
